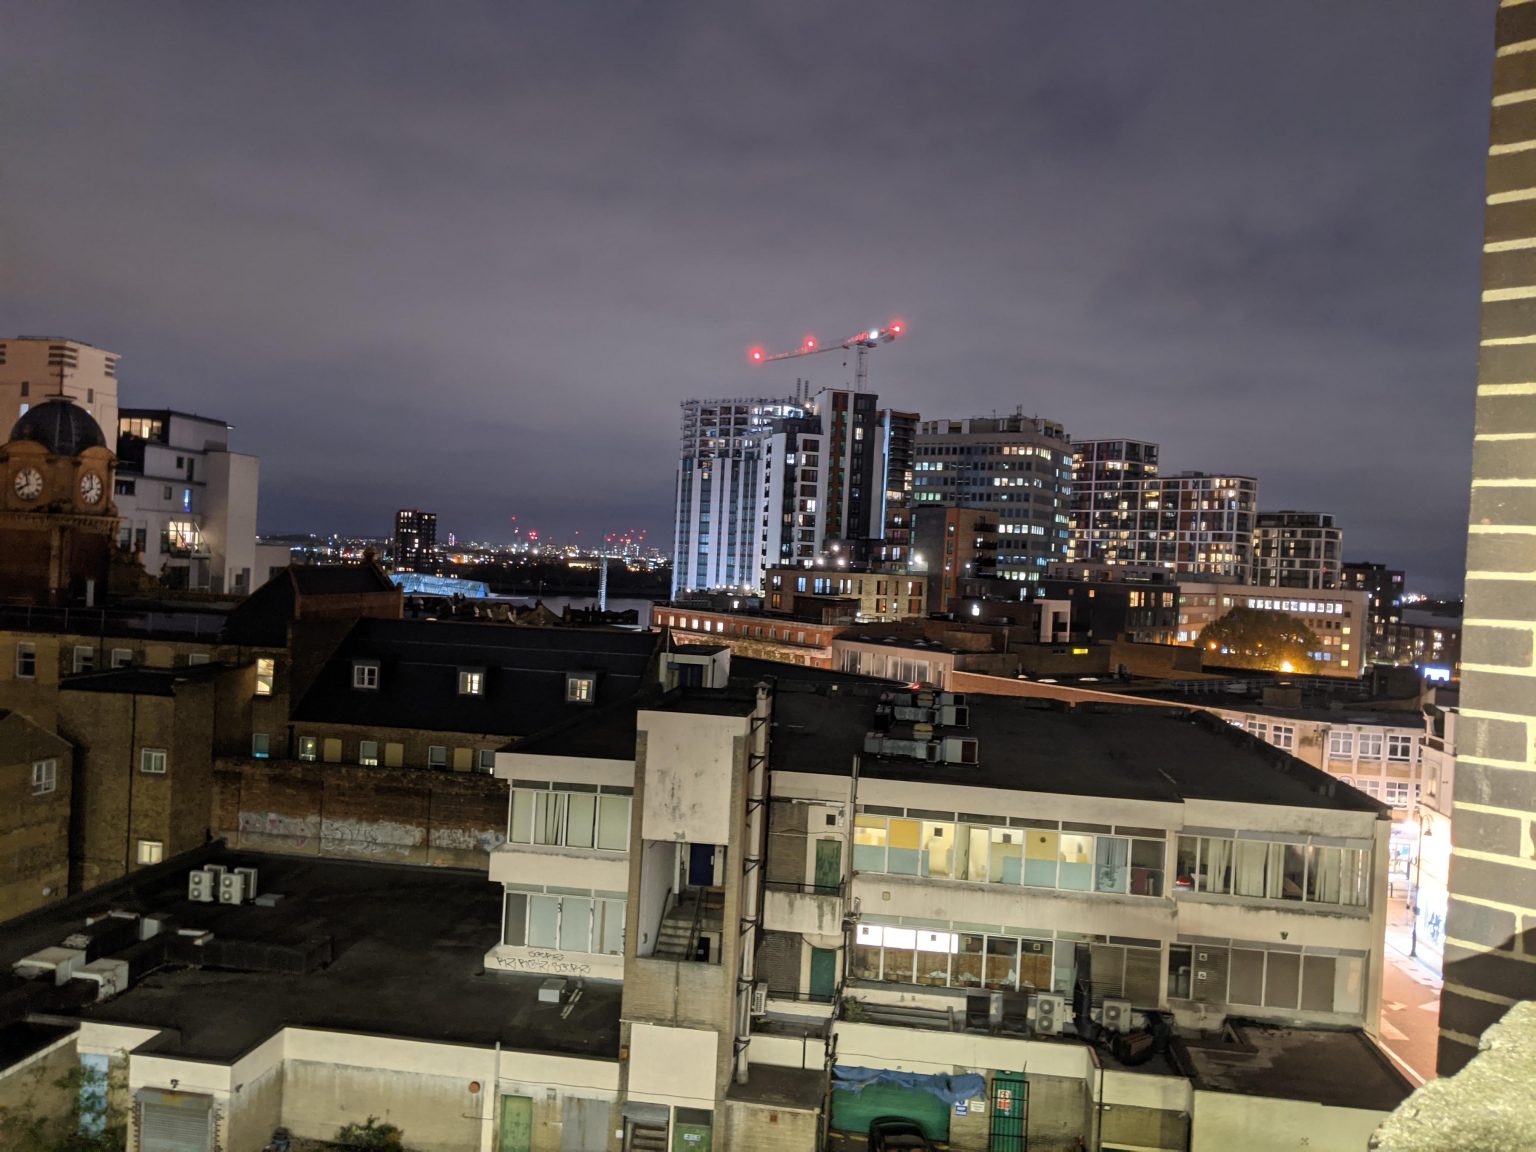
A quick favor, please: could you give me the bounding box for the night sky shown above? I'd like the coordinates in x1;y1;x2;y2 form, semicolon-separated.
4;3;1498;592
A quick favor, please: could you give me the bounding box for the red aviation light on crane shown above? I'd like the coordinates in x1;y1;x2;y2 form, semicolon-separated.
749;347;764;363
804;336;817;351
890;322;903;335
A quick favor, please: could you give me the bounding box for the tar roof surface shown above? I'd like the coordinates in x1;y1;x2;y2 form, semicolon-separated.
770;684;1387;812
1177;1022;1412;1111
293;618;658;737
0;852;619;1063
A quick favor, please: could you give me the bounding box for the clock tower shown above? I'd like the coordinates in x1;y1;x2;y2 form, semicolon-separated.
0;396;119;605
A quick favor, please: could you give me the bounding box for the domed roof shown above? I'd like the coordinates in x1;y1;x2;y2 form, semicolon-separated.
8;396;108;456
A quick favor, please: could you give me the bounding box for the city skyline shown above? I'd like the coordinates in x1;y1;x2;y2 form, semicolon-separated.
3;3;1497;592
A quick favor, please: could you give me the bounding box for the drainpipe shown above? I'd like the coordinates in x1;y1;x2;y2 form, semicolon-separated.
734;681;771;1084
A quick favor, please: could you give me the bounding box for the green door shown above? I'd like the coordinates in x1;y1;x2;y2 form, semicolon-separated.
830;1082;950;1142
809;946;837;1002
989;1071;1027;1151
814;839;842;892
499;1095;533;1152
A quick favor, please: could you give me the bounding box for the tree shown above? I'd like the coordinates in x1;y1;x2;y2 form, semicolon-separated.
1196;608;1321;675
335;1117;406;1151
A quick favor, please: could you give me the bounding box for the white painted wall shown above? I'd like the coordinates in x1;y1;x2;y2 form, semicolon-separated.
488;843;629;890
637;709;742;844
627;1023;719;1109
1190;1089;1389;1152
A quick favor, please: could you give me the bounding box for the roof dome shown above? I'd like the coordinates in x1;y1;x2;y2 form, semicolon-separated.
8;396;108;456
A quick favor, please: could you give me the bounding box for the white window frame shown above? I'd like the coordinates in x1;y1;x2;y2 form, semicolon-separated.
16;642;37;679
478;749;497;773
111;648;133;669
359;739;380;766
565;673;596;704
187;653;210;666
1383;780;1411;809
428;745;448;770
352;661;380;690
1270;724;1295;751
255;657;275;696
140;748;168;774
1357;733;1383;761
136;839;164;866
298;736;318;762
31;759;58;796
73;645;95;674
458;668;484;696
1327;731;1353;759
1387;734;1414;762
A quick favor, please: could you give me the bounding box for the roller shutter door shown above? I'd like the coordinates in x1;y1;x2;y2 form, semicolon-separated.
829;1082;950;1142
137;1090;212;1152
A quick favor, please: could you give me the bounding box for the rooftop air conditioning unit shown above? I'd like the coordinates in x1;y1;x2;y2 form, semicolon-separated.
750;983;768;1017
188;870;216;903
218;871;247;905
203;863;228;876
1101;997;1132;1033
1034;992;1068;1036
234;867;259;900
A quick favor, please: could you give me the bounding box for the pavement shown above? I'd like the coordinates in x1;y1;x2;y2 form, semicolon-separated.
1376;889;1443;1087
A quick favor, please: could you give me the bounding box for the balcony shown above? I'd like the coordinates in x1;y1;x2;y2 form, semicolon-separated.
763;879;846;937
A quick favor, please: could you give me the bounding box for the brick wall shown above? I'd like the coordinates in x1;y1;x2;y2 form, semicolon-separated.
213;757;508;870
1439;1;1536;1075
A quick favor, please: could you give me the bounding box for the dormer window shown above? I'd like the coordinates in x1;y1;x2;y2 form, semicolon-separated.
565;672;596;704
352;661;380;690
458;668;484;696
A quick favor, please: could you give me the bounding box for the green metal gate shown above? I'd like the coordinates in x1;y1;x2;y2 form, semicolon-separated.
989;1071;1027;1152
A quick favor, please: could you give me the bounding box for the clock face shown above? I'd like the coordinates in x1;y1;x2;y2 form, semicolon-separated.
13;468;43;501
79;472;104;506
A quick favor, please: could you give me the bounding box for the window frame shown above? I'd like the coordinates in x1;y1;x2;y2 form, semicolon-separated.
251;733;270;759
72;645;95;674
136;839;164;866
31;758;58;796
297;736;318;762
565;672;596;704
352;661;380;690
255;657;275;696
140;748;168;774
458;668;485;697
15;642;36;679
428;745;448;770
359;739;380;767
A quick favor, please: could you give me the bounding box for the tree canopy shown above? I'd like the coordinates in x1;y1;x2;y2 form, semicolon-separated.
1196;608;1321;674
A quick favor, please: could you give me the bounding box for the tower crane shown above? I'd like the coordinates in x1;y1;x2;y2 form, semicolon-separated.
749;322;904;393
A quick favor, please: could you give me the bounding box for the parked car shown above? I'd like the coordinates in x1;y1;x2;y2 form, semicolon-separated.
869;1116;933;1151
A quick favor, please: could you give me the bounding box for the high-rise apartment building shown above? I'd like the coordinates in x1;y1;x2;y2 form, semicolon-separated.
1123;472;1258;581
673;391;916;595
1438;4;1536;1075
393;509;437;573
672;395;804;596
115;409;261;595
1340;562;1404;664
1069;438;1161;563
0;337;120;438
1251;511;1343;590
912;414;1072;583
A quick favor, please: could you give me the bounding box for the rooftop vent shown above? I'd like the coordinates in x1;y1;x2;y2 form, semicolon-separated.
863;730;979;766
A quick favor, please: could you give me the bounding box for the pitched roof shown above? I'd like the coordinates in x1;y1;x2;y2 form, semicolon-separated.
291;618;660;738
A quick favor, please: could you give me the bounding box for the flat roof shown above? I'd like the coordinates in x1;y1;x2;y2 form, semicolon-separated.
0;852;620;1064
1177;1021;1412;1112
770;684;1388;813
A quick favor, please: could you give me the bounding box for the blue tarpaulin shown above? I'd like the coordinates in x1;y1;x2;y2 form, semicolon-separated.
831;1066;987;1105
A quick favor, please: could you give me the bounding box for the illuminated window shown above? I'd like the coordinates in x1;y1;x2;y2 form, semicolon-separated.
458;668;484;696
255;657;275;695
137;839;164;866
359;740;379;766
566;673;596;703
298;736;318;762
251;733;270;759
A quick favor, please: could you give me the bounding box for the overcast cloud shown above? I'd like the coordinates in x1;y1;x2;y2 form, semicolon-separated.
2;2;1497;591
